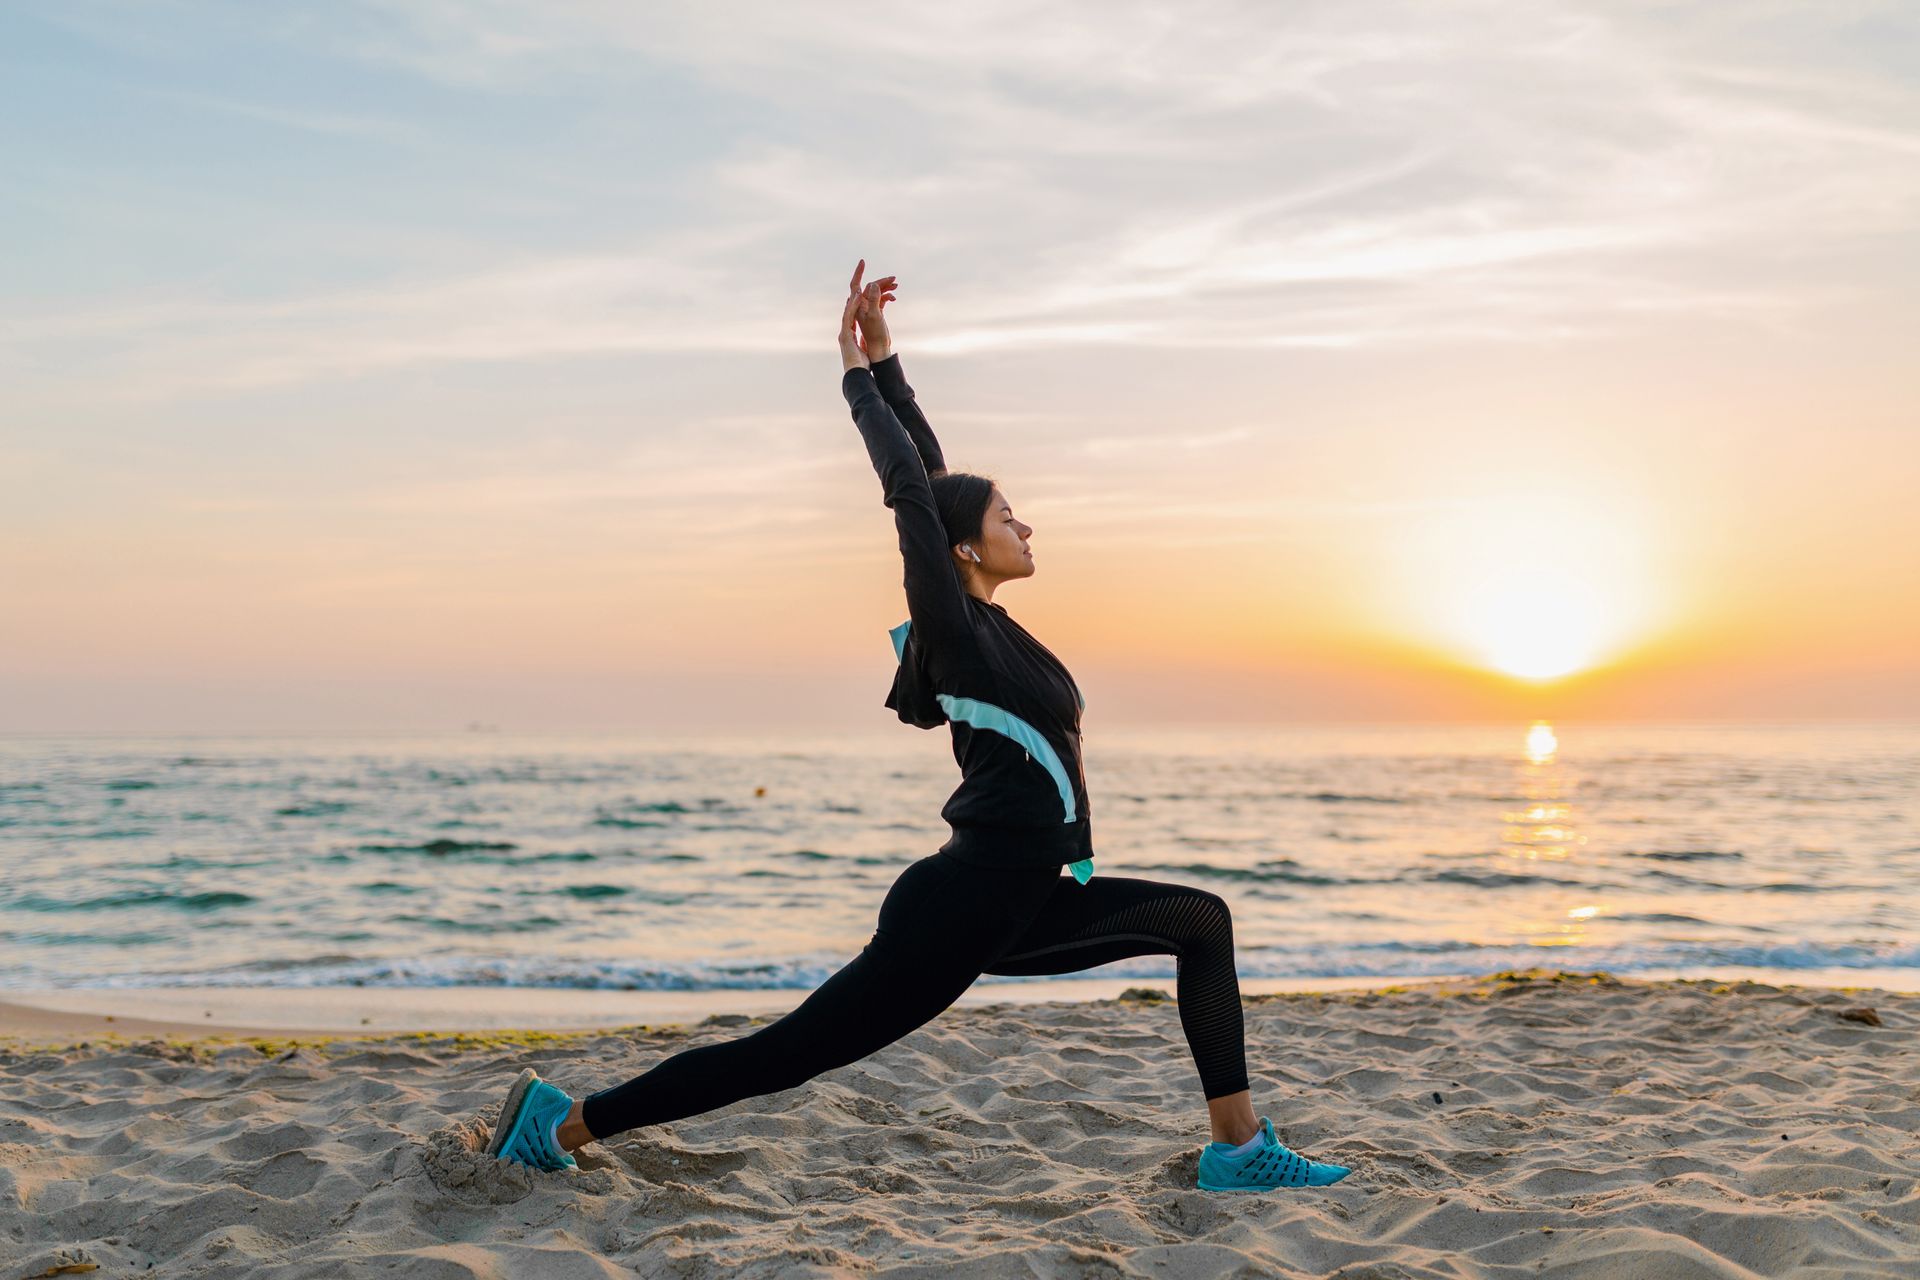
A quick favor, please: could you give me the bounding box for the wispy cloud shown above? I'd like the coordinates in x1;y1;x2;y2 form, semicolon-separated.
5;0;1916;401
141;87;430;144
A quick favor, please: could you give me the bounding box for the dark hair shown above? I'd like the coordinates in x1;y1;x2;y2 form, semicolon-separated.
929;470;996;558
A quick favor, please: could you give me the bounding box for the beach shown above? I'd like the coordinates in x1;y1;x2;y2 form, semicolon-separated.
2;967;1914;1278
11;0;1920;1270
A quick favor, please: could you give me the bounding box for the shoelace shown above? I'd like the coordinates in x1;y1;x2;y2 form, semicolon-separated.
1230;1141;1311;1186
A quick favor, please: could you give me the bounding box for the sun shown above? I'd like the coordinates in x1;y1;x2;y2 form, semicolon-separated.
1462;575;1609;680
1379;489;1662;682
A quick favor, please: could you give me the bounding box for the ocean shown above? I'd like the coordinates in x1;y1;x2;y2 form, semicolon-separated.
2;723;1915;994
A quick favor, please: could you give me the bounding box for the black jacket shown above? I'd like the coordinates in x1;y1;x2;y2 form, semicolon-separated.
843;354;1094;877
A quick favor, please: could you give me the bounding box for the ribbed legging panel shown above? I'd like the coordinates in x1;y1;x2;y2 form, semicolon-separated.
984;880;1249;1099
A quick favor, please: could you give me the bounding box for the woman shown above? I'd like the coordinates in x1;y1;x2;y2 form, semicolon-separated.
484;262;1350;1193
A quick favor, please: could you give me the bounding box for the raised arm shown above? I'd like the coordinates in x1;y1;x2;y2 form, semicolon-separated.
870;353;947;479
838;270;976;669
842;367;975;666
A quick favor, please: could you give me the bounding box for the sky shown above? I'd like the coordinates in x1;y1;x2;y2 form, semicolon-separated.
2;0;1917;734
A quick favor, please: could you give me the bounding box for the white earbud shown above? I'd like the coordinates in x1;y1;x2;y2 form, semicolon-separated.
964;546;982;563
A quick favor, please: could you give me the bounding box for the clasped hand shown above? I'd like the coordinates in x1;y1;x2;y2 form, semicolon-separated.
837;258;898;373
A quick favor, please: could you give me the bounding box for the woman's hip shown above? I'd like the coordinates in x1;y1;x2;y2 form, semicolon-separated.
874;850;1064;958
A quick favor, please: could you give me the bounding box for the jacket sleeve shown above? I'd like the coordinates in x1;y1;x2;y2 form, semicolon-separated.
843;366;976;670
869;353;947;478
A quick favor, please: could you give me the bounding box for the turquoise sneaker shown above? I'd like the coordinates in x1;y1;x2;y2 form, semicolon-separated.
1197;1116;1349;1191
485;1067;579;1172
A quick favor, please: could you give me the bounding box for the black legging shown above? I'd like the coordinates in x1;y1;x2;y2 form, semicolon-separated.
580;850;1250;1141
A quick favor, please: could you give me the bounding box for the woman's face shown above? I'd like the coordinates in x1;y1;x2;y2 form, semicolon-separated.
965;486;1035;581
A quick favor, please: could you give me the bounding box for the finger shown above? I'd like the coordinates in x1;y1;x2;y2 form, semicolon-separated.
849;259;866;295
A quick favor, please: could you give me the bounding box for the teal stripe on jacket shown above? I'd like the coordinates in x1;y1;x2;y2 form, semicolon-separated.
888;619;1095;885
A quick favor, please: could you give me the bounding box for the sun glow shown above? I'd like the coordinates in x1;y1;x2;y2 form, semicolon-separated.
1380;490;1663;681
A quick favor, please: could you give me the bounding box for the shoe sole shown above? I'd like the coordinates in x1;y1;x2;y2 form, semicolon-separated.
1197;1178;1342;1192
485;1067;541;1158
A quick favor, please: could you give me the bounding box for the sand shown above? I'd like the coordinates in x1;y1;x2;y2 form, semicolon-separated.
0;972;1425;1043
0;968;1914;1278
